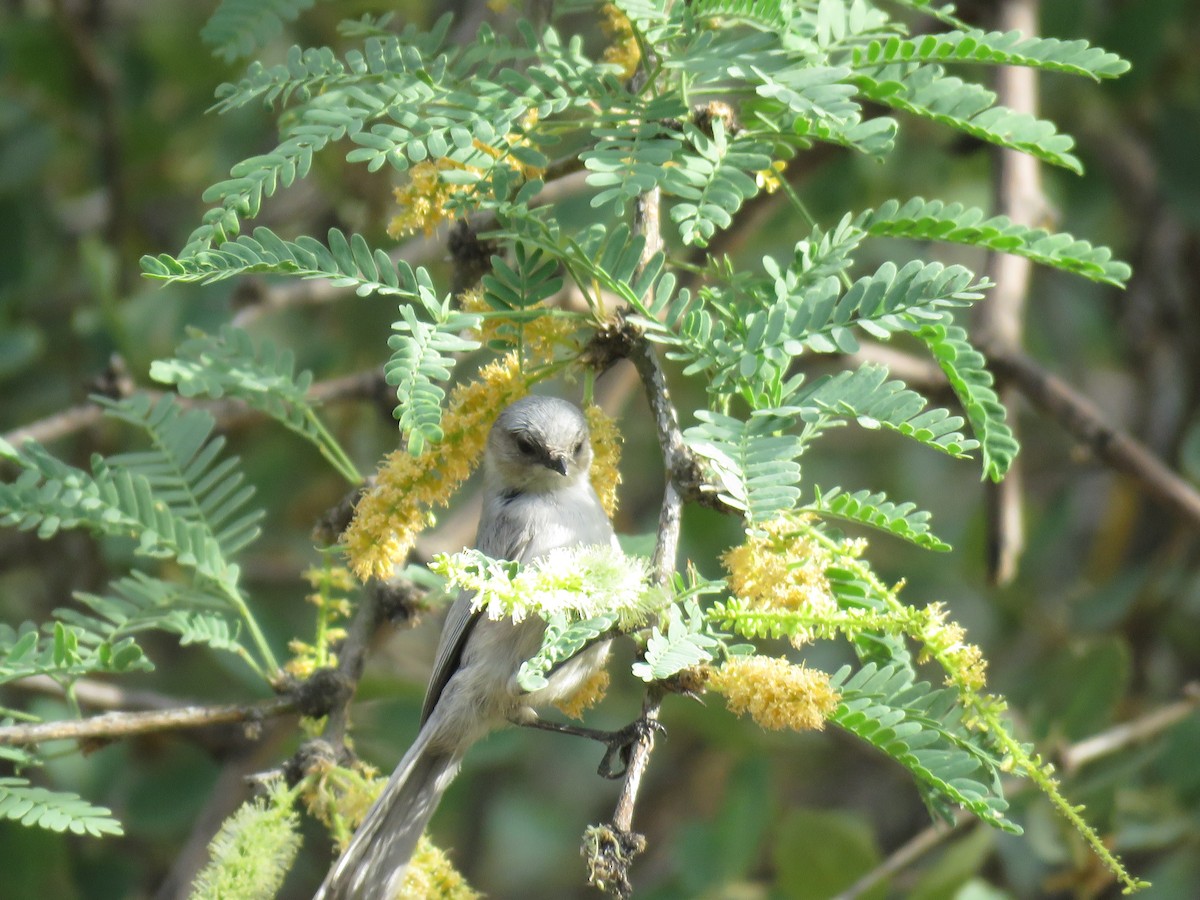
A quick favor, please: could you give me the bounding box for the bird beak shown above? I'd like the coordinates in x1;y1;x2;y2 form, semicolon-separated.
545;453;569;476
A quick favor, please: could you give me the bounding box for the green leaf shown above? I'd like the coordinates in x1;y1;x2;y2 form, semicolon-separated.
582;95;686;211
917;324;1019;481
685;411;804;522
384;263;481;454
482;244;564;311
790;363;979;458
662;119;771;247
151;325;361;484
828;664;1019;833
142;227;412;296
96;394;263;559
858;198;1131;287
201;0;320;63
853;63;1083;173
518;612;620;692
0;778;123;837
807;487;951;551
631;601;721;681
851;30;1130;81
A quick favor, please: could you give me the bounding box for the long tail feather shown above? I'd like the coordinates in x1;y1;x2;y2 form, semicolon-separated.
315;731;460;900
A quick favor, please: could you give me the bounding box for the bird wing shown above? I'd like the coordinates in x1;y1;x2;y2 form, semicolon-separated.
418;499;531;726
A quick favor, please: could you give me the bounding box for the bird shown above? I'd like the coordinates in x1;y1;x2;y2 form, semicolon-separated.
316;394;619;899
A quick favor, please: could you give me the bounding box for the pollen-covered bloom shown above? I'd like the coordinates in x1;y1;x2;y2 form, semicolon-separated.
401;836;481;900
460;287;582;362
917;602;988;693
387;112;543;239
722;517;844;642
585;405;623;518
600;3;640;80
342;353;528;582
431;545;667;631
710;655;840;732
387;161;479;238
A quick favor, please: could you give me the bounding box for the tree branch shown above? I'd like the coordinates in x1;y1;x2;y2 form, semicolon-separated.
1060;683;1200;775
0;696;296;746
982;342;1200;528
978;0;1046;585
849;338;1200;532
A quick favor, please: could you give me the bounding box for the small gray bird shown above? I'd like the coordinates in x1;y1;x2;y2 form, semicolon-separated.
316;395;617;899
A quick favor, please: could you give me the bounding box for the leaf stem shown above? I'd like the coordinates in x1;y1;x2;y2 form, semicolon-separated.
306;411;364;484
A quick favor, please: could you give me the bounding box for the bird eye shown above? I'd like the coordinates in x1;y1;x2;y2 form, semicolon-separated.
514;435;537;455
573;440;584;455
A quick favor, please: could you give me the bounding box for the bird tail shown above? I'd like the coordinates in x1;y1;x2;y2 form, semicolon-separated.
314;730;460;900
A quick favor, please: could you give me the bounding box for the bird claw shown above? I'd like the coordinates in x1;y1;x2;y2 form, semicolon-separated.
597;717;666;780
512;714;666;779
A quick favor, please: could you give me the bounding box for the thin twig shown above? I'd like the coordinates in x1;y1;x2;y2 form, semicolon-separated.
13;674;188;713
1;366;390;452
850;338;1200;532
1;404;106;448
832;816;970;900
983;342;1200;528
0;696;296;746
978;0;1046;585
1061;683;1200;775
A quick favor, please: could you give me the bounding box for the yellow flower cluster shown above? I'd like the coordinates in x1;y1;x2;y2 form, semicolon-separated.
916;602;988;693
722;517;843;643
585;405;623;518
300;757;384;850
460;286;581;361
710;655;840;732
285;562;356;678
342;352;529;582
387;161;467;238
387;115;545;239
600;4;641;81
401;836;481;900
554;667;611;719
755;159;788;194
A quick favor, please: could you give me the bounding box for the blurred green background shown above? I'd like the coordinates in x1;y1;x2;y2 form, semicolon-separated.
2;1;1200;898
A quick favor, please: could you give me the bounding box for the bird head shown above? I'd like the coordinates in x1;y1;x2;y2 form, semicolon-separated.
485;396;593;493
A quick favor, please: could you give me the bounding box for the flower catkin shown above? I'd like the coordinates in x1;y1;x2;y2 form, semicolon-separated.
721;517;844;634
342;352;528;582
710;656;840;732
585;405;623;518
400;836;481;900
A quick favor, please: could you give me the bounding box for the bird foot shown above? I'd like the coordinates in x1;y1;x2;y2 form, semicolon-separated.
514;715;666;779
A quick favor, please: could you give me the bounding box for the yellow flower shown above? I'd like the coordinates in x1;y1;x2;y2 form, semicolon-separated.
388;161;482;238
755;160;787;194
917;602;988;693
462;286;581;360
342;353;529;582
387;111;543;239
722;517;839;644
585;405;623;518
710;656;840;732
300;757;384;851
555;667;611;719
600;4;640;81
400;836;481;899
